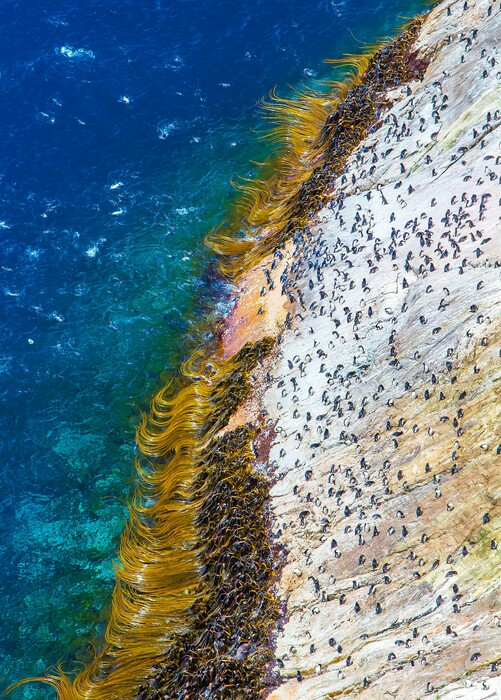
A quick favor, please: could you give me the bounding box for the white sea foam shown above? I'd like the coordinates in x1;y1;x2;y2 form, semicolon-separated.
85;238;106;257
39;112;56;124
58;46;95;60
174;206;196;216
85;245;99;258
157;121;178;139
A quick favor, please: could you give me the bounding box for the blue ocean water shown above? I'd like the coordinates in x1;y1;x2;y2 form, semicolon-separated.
0;0;427;695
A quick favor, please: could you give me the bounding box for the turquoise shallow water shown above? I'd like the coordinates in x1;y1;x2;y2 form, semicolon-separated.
0;0;429;695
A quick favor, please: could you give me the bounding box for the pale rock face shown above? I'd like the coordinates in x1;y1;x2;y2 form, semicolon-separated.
234;0;500;697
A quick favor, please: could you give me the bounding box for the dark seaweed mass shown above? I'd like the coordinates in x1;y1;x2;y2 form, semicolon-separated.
137;425;278;700
136;17;430;700
287;18;430;242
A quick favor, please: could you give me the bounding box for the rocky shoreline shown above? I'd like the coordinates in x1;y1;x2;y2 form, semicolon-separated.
221;0;500;697
9;1;499;698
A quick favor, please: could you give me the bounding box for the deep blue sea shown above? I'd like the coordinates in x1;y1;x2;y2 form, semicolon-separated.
0;0;427;696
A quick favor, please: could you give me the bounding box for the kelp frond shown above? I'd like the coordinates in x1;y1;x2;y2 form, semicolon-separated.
206;16;428;281
5;339;275;700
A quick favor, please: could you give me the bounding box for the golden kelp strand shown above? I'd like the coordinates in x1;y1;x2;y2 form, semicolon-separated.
205;17;429;281
4;339;274;700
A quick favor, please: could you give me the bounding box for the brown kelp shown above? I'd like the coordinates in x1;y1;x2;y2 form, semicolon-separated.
4;339;275;700
205;17;429;280
5;14;433;700
136;425;279;699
